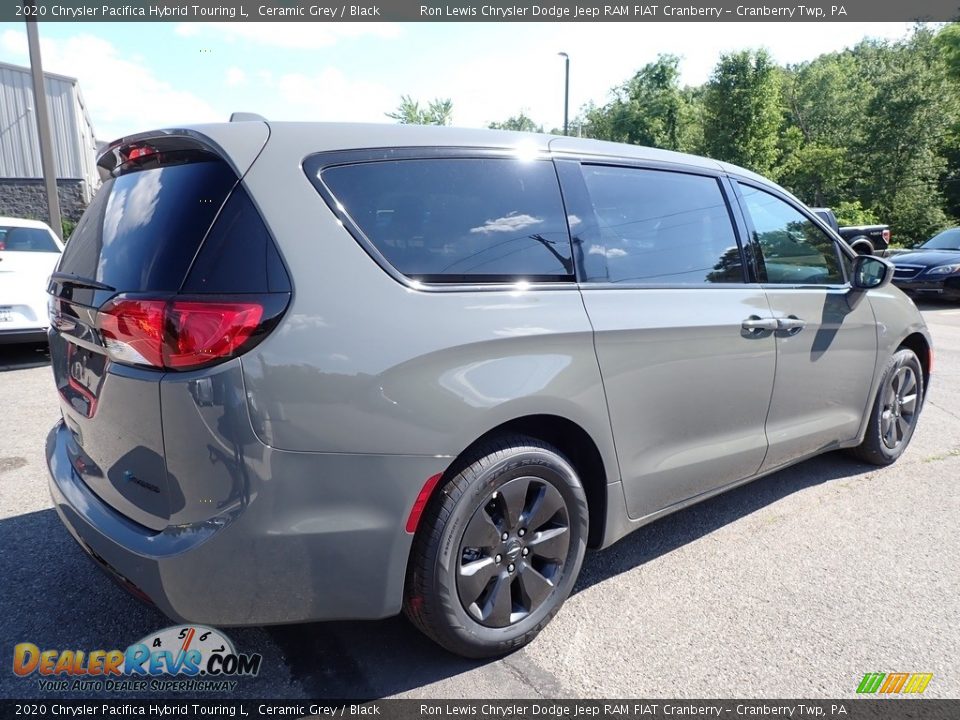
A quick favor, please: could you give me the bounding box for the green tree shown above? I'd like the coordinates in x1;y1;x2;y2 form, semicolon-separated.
386;95;453;125
703;49;783;176
488;112;543;132
581;54;700;152
853;28;957;243
833;200;879;226
777;52;866;206
935;21;960;80
935;23;960;225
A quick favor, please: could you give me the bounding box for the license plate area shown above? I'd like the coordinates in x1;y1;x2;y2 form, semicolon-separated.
0;306;12;322
64;342;107;417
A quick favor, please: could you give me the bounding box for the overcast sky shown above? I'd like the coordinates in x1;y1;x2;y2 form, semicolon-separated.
0;21;916;141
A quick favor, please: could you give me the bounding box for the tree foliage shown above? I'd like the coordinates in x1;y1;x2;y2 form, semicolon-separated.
581;55;700;152
386;95;453;125
488;112;543;132
703;49;783;177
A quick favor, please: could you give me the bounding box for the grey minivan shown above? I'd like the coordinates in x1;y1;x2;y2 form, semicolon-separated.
46;121;931;658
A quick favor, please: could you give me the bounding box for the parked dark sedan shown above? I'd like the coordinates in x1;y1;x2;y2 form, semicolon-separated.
892;227;960;300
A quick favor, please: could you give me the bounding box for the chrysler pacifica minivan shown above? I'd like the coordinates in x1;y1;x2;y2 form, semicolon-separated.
46;121;930;657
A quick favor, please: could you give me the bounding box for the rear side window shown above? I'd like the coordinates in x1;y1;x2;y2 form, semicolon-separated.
58;158;237;291
0;226;59;252
182;184;291;294
579;165;743;284
317;158;574;283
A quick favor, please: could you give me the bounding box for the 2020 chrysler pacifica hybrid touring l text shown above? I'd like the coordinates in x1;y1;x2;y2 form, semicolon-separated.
46;120;931;657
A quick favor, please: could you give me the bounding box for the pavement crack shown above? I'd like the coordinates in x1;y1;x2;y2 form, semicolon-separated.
929;399;960;421
501;653;563;697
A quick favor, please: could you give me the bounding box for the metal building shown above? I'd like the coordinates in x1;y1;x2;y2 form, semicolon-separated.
0;60;99;222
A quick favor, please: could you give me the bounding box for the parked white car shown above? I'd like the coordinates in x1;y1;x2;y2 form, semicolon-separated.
0;217;63;344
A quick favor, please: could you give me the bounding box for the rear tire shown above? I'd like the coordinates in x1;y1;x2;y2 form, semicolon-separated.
403;435;588;658
851;238;874;256
850;348;924;465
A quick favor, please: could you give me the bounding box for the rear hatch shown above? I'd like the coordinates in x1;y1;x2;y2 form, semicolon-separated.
48;130;290;531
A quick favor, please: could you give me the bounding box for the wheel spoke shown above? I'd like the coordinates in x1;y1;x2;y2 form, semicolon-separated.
497;477;531;530
882;414;897;447
896;417;908;442
884;385;897;409
462;510;501;549
458;557;498;605
528;526;569;562
891;370;901;394
480;575;513;626
901;393;918;414
523;484;565;533
899;370;916;398
517;561;554;610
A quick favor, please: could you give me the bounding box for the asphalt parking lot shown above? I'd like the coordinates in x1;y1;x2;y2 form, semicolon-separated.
1;302;958;700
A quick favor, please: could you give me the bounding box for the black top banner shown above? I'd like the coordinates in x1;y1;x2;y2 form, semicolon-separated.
6;0;960;22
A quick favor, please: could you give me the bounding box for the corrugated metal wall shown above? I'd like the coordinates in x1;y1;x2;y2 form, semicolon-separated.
0;62;98;194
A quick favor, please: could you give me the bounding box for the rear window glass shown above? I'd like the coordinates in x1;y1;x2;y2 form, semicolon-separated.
318;158;573;282
58;159;237;291
0;226;59;253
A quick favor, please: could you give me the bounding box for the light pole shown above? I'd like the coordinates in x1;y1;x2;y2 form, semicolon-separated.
558;52;570;137
23;1;62;239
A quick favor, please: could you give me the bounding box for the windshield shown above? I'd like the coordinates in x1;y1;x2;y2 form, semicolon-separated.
921;228;960;250
0;225;59;252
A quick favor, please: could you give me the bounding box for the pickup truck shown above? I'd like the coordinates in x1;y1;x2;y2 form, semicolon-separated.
812;207;891;256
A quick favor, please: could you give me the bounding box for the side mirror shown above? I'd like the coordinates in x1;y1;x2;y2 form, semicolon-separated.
851;255;893;290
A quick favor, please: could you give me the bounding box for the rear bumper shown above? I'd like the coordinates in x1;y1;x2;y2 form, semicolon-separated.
46;420;449;625
0;327;48;344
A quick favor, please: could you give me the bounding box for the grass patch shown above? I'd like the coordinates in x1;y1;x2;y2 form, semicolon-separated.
922;447;960;463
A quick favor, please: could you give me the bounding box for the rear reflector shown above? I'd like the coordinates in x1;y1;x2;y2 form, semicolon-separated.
406;473;443;534
99;295;274;371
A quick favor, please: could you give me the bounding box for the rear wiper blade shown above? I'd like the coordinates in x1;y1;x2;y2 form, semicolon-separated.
50;272;116;292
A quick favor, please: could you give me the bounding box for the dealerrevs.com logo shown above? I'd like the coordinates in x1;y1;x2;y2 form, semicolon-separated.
13;625;262;692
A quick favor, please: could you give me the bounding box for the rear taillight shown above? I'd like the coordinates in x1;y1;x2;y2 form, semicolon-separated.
166;301;263;369
98;295;284;371
98;298;167;367
882;229;891;243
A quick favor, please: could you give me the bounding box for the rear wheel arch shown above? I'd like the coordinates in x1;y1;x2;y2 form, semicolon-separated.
898;332;931;390
426;415;609;550
850;237;874;255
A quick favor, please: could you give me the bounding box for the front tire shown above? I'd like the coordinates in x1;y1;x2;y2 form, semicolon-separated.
404;435;588;658
851;348;924;465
